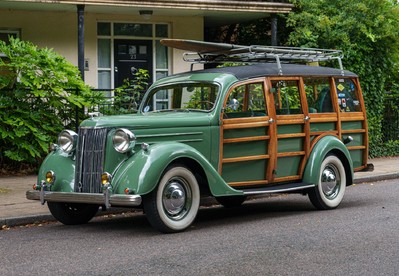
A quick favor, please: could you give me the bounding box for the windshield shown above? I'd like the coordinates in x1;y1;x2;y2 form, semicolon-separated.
141;82;219;113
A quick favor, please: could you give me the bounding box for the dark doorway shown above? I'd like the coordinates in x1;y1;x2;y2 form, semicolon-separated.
114;39;153;87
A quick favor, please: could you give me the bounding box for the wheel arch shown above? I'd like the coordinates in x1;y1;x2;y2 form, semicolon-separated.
111;142;242;197
303;136;354;187
168;157;211;196
328;148;353;186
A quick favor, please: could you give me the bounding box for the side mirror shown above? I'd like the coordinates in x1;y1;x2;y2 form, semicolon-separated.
228;98;239;111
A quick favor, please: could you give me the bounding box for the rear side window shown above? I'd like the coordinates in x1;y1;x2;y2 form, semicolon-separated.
304;78;334;113
271;80;302;115
335;78;361;112
224;82;267;118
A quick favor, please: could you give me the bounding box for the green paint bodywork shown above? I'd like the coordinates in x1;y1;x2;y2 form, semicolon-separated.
37;71;243;197
110;142;241;196
37;149;75;192
303;135;354;185
36;69;362;202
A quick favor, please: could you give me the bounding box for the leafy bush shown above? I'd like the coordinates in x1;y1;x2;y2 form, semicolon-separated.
285;0;399;157
0;38;100;171
100;69;149;115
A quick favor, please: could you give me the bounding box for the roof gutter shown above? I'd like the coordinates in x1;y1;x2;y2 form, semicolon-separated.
10;0;294;13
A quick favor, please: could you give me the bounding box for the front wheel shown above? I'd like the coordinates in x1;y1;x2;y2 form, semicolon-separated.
47;202;99;225
143;165;200;233
308;155;347;210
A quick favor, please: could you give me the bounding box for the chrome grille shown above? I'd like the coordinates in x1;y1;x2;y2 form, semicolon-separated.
75;127;108;193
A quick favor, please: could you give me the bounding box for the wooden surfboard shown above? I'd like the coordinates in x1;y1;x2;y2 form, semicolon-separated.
160;39;343;66
160;39;248;54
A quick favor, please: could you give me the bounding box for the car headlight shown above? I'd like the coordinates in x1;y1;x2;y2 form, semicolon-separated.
113;128;136;153
58;130;78;153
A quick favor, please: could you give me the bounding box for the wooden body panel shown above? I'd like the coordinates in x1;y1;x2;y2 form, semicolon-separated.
219;74;368;189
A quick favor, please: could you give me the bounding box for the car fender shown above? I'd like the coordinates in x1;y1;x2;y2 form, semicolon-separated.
37;150;75;192
303;136;354;186
111;142;243;196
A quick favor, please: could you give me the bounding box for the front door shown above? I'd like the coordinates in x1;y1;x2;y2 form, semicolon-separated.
114;39;153;87
220;79;275;188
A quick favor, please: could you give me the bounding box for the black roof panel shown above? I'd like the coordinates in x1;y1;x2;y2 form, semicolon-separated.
194;63;357;80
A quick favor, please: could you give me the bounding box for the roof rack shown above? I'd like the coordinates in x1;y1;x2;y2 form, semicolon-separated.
184;46;344;75
160;39;345;76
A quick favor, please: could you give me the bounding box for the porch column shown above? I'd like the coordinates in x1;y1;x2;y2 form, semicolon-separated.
77;5;85;81
271;15;278;46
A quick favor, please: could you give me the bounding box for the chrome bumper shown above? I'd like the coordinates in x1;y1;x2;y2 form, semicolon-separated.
26;190;142;207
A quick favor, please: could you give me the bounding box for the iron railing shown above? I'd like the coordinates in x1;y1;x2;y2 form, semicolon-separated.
382;98;399;142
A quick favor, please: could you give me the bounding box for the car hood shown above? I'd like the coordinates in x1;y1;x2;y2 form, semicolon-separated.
80;111;213;129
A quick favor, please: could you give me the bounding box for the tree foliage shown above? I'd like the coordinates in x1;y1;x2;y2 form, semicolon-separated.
0;38;99;170
100;69;149;115
285;0;399;157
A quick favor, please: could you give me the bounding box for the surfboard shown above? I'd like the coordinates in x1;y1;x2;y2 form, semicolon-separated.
160;39;343;67
160;39;248;54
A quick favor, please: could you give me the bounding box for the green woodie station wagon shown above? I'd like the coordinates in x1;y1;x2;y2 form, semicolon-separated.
27;40;370;233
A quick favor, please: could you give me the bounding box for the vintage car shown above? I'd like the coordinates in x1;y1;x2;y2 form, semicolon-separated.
27;40;369;233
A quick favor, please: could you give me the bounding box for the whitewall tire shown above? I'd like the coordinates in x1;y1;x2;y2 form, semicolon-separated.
143;165;200;233
308;155;347;210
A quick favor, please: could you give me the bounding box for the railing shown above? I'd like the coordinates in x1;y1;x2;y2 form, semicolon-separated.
88;88;143;111
76;88;145;130
382;97;399;141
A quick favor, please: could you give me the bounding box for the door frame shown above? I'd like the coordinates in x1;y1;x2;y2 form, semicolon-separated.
219;78;274;188
267;76;310;183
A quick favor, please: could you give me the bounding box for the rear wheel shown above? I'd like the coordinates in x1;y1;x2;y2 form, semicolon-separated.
143;165;200;233
47;202;99;225
308;155;346;210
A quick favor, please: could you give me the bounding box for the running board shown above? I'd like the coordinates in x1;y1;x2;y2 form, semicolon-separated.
242;182;315;195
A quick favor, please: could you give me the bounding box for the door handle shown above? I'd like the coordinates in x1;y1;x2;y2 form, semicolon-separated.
114;66;118;73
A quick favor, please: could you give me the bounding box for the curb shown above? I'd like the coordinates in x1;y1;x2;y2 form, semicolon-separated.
353;172;399;184
1;214;55;228
2;173;398;228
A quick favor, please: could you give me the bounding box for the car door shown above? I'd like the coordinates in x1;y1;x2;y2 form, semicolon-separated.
219;79;275;188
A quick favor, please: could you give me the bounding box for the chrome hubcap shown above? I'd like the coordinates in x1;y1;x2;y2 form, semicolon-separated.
162;178;191;220
321;164;340;199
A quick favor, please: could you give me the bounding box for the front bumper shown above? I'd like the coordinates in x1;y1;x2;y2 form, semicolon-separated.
26;190;142;207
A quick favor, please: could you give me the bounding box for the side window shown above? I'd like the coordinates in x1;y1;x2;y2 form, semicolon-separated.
271;80;302;115
304;78;334;113
335;78;361;112
224;82;267;118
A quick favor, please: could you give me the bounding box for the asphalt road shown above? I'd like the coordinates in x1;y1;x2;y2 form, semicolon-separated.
1;179;398;275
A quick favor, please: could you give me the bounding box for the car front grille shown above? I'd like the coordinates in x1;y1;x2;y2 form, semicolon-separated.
74;127;108;193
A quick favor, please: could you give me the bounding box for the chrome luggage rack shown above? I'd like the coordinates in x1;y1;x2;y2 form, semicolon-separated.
183;45;344;75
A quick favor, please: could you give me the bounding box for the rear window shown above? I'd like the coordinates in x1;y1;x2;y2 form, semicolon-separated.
335;78;361;112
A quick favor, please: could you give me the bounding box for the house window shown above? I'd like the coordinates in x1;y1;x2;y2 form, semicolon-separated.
97;22;170;90
0;29;20;44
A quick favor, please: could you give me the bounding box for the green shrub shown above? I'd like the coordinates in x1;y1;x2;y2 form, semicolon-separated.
99;69;149;115
0;38;100;171
286;0;399;157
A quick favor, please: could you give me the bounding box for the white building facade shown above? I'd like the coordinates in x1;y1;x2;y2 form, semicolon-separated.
0;0;293;89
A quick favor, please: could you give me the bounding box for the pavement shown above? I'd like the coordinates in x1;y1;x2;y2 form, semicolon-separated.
1;157;399;228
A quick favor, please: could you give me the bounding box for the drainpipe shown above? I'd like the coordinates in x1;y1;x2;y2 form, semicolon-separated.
76;5;85;131
77;5;85;81
271;14;278;46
